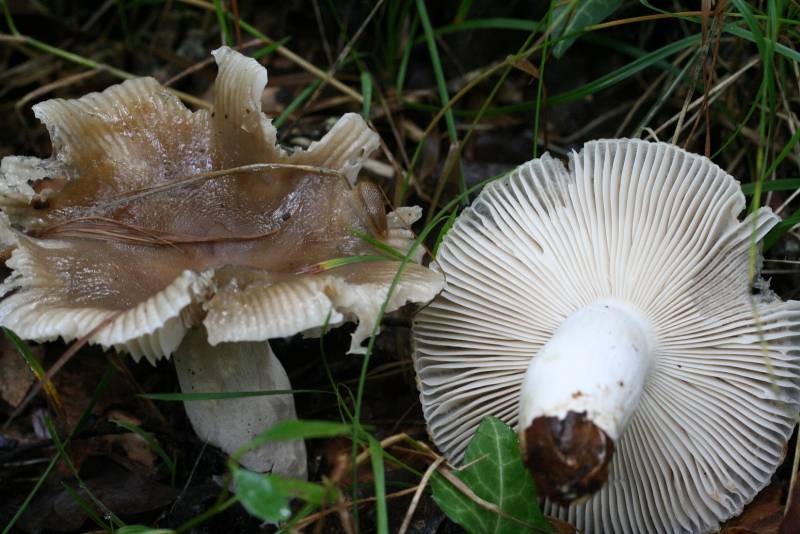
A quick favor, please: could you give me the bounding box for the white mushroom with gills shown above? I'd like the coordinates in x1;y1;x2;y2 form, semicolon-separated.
413;139;800;533
0;47;443;477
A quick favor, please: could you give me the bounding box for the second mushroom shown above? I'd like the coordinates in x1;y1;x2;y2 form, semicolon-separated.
413;139;800;533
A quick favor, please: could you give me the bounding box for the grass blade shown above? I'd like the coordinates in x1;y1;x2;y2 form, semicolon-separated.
361;71;373;120
110;419;177;483
369;437;389;534
212;0;233;46
2;327;62;414
532;1;554;157
551;0;624;58
141;389;330;401
273;79;322;129
415;0;465;204
415;0;457;143
548;33;701;105
233;420;353;463
740;179;800;195
61;483;110;530
2;365;116;534
395;15;419;95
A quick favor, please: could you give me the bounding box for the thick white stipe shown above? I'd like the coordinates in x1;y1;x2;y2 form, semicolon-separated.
518;300;655;441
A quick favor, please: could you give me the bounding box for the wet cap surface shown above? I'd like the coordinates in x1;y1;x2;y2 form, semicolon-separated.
0;47;443;360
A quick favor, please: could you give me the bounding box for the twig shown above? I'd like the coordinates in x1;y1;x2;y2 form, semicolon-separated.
651;55;760;138
177;0;362;103
164;38;262;86
670;35;711;145
1;32;210;109
398;456;445;534
335;490;356;534
283;0;384;129
311;0;334;66
37;215;286;248
294;486;419;530
80;163;346;215
14;70;99;112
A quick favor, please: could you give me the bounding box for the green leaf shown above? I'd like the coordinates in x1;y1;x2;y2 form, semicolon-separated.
552;0;624;58
233;468;293;523
431;417;549;534
270;477;336;507
233;469;336;523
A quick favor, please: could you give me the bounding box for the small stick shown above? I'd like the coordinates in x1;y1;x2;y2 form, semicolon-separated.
397;456;445;534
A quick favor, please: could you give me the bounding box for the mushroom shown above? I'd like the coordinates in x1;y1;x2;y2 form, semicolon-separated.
0;47;444;477
413;139;800;533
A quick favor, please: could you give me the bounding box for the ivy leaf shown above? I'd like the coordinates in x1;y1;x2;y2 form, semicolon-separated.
431;417;550;533
552;0;624;58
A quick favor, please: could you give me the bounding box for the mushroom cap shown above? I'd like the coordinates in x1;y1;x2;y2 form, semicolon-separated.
413;139;800;533
0;47;443;360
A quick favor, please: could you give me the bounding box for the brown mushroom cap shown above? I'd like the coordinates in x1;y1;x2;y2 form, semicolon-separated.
0;47;443;360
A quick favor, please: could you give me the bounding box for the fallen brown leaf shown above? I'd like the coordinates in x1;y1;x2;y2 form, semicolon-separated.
547;516;578;533
721;482;784;534
18;467;178;533
0;334;42;407
780;472;800;534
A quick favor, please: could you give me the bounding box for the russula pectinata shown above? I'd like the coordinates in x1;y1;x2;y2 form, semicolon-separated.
0;47;443;477
413;139;800;533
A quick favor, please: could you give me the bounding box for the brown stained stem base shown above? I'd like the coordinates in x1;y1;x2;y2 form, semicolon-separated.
521;411;614;504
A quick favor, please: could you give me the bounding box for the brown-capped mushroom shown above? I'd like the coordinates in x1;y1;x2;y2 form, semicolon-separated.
0;47;443;476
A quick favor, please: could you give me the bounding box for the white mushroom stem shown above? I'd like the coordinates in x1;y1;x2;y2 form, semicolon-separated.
173;328;307;478
519;300;656;440
517;300;656;501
